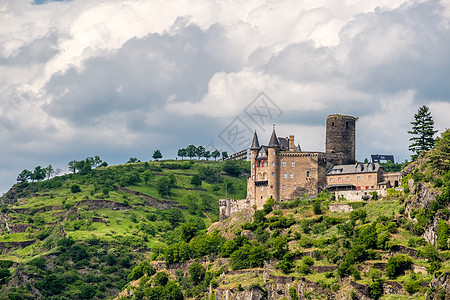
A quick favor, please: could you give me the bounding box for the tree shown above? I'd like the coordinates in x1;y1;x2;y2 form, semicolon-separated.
17;169;32;183
67;160;78;173
177;148;187;160
222;151;228;159
142;170;154;185
157;177;172;196
408;105;438;159
32;166;46;181
212;150;220;161
204;150;211;160
45;164;54;180
152;150;163;161
186;145;197;159
93;155;103;167
127;157;140;163
196;146;205;160
428;129;450;173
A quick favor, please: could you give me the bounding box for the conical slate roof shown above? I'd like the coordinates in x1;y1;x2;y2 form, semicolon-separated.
268;128;279;148
250;131;260;150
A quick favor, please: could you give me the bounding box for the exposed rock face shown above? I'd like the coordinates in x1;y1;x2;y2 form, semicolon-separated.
214;286;268;300
429;274;450;299
424;214;439;245
404;182;442;245
382;281;404;295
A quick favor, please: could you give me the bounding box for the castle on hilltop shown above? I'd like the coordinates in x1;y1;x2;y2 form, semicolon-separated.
246;114;355;208
220;114;402;220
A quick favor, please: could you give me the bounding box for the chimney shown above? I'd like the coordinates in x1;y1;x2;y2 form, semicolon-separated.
289;135;294;151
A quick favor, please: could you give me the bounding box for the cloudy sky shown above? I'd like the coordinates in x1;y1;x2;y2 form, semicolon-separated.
1;0;449;193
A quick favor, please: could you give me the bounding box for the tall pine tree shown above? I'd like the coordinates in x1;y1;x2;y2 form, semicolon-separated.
408;105;437;159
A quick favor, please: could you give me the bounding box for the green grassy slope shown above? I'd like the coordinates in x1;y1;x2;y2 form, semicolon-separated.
0;159;249;299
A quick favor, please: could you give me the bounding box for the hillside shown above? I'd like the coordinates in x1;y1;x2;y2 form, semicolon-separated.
0;130;449;300
115;131;450;300
0;159;249;299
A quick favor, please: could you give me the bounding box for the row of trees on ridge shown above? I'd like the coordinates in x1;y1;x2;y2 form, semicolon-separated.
177;145;228;161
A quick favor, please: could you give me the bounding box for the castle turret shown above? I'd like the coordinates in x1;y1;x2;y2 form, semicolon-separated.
267;128;280;202
326;114;356;165
249;131;259;205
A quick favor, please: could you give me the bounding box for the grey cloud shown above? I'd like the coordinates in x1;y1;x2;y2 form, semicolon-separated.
44;22;240;127
342;1;450;102
264;42;338;82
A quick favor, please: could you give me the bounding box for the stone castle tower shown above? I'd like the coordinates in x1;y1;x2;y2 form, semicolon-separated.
325;114;356;165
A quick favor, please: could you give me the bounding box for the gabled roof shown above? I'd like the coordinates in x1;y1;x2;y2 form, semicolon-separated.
268;128;279;148
327;163;382;175
250;131;260;150
256;146;268;159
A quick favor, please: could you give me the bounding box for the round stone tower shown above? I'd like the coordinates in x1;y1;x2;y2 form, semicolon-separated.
326;114;356;165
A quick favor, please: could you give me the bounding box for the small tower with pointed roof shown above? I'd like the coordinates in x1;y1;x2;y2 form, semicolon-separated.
267;127;280;205
249;131;260;206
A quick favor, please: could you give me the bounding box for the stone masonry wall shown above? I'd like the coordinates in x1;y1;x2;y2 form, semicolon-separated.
326;114;356;165
219;199;252;221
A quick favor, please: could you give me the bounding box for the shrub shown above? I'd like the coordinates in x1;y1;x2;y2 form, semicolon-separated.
0;268;11;284
191;174;202;187
369;280;383;299
289;286;298;300
189;262;205;285
70;184;81;193
230;244;270;270
297;263;311;275
223;160;243;177
276;258;294;274
385;254;412;278
302;256;314;266
35;274;65;297
367;267;382;281
405;279;421;294
313;199;321;215
128;261;156;282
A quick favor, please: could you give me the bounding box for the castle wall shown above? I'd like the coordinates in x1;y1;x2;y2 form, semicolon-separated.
219;199;252;221
383;172;403;188
335;189;387;201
